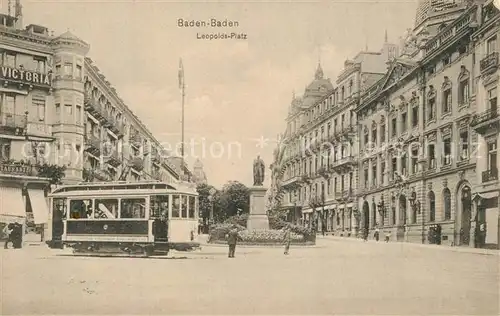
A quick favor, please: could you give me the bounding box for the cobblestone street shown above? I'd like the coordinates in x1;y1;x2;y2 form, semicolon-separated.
1;237;498;315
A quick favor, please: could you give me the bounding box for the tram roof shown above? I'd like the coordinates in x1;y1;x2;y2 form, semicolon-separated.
50;180;198;196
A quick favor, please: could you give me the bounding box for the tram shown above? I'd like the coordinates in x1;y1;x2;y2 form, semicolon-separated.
46;180;200;257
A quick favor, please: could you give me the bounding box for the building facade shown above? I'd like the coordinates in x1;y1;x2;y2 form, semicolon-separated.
271;0;499;249
0;2;187;232
355;0;499;249
275;40;396;235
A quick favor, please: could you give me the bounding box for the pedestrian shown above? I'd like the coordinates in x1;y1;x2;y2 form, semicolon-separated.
225;226;241;258
374;227;380;242
11;222;23;248
384;231;391;243
283;225;291;255
3;223;14;249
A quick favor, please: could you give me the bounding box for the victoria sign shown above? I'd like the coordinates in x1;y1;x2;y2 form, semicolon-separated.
0;66;52;87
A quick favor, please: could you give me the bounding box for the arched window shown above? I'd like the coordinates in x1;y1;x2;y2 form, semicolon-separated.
428;191;436;222
443;188;451;220
372;202;377;227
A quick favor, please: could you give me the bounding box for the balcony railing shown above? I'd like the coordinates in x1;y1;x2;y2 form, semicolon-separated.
102;145;121;167
130;133;142;148
0;161;38;177
480;52;499;75
330;155;356;172
84;134;101;156
26;122;52;137
84;96;107;121
482;169;498;183
470;108;499;134
0;113;27;136
281;176;301;187
131;156;144;171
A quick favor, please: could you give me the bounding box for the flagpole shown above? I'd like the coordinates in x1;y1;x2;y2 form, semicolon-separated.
179;58;186;180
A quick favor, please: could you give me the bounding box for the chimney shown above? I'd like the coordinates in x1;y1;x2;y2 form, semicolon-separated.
14;0;22;29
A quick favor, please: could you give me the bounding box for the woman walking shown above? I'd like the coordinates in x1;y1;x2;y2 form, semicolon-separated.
283;226;291;255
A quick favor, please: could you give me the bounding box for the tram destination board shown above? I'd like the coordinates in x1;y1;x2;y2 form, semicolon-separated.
66;220;149;235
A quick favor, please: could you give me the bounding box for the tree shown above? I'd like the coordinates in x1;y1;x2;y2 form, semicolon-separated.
196;183;219;226
218;181;249;220
36;163;67;185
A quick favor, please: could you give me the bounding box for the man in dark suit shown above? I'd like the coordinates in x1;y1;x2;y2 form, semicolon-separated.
226;226;241;258
3;223;14;249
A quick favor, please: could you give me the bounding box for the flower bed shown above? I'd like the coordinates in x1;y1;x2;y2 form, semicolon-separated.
208;221;315;246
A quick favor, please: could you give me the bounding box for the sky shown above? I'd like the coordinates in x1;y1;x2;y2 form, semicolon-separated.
9;0;417;188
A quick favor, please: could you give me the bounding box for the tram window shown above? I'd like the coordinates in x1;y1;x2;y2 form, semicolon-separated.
69;199;92;219
172;195;180;218
188;196;195;219
95;199;118;219
53;198;67;219
181;195;188;218
150;195;169;218
121;198;146;219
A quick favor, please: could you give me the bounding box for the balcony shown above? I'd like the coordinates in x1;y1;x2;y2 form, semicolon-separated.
152;169;163;181
0;113;27;136
130;133;142;148
102;145;121;167
480;52;499;76
339;125;355;139
84;134;101;156
281;176;301;188
0;161;38;177
470;108;499;135
482;169;498;183
131;157;144;171
84;96;107;122
330;155;356;173
26;122;52;138
151;155;162;166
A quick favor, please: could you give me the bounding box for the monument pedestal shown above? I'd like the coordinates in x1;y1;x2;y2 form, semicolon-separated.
246;186;269;230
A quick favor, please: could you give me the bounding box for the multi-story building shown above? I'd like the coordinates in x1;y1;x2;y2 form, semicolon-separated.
274;40;397;234
355;0;499;249
470;0;500;249
0;2;185;232
192;158;207;185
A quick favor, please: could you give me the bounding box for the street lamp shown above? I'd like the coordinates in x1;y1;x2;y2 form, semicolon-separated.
208;187;216;228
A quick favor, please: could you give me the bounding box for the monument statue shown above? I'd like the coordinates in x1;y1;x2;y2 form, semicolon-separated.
253;155;265;186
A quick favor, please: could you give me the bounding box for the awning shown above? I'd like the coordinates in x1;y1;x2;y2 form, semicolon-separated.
0;186;25;222
28;189;49;224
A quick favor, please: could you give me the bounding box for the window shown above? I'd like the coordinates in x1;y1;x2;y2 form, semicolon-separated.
412;105;418;128
443;89;452;113
34;58;45;73
349;172;353;190
188;196;196;218
428;98;436;121
55;64;61;77
428;191;436;222
64;63;72;77
69;199;92;219
459;79;469;105
76;105;82;125
488;87;498;112
5;53;16;67
150;195;169;218
443;138;451;166
120;198;146;218
32;95;46;122
172;195;180;217
487;36;497;55
0;141;11;160
76;65;82;79
364;168;368;188
372;125;377;144
327;123;331;138
65;104;73;115
372;164;377;186
428;144;436;169
95;199;119;219
364;127;369;146
391;197;396;225
443;188;451;220
411;148;419;173
341;175;345;191
401;112;407;132
380;122;385;143
487;142;497;172
380;162;385;184
401;153;407;175
391;157;397;180
4;95;15;113
460;131;469;161
180;195;188;218
334;177;337;193
391;118;397;137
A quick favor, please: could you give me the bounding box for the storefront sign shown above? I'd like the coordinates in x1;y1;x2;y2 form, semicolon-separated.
0;67;52;87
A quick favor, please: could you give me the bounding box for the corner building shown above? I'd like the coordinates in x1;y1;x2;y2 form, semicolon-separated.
0;2;185;233
355;0;499;249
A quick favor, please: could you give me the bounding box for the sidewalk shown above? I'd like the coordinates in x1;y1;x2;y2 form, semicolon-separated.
319;235;500;256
